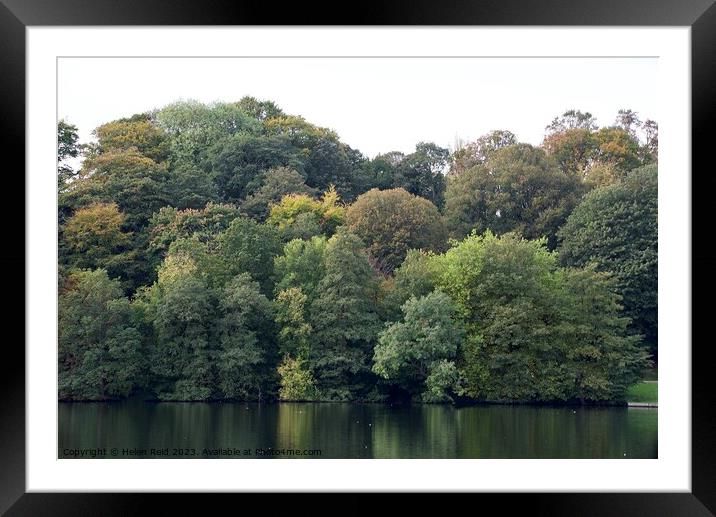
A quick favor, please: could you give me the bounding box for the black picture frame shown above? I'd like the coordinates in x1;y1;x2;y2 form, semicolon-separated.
3;1;714;514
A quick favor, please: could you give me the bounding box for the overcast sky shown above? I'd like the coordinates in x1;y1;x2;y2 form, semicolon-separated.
59;57;658;159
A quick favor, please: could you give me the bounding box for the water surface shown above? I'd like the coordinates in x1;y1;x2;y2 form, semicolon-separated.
58;401;657;459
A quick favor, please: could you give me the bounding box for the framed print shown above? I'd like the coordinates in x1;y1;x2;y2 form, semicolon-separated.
4;0;715;514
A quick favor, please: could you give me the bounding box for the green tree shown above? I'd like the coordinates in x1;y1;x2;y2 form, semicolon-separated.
346;188;448;273
373;291;464;402
450;130;517;175
237;96;285;122
545;109;598;134
307;229;381;400
217;216;283;293
274;287;313;358
241;166;316;220
215;273;276;400
559;266;650;401
150;256;216;400
156;100;261;168
434;231;649;402
277;356;319;401
208;133;304;203
444;144;585;247
379;249;440;321
59;269;143;400
267;188;346;239
273;236;328;301
558;165;658;357
58;119;80;187
147;202;240;266
395;142;449;207
60;149;171;231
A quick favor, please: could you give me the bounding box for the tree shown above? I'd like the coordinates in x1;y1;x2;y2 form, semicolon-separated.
559;266;650;402
614;109;641;137
558;165;658;357
241;166;316;220
307;229;381;400
217;216;283;293
379;249;440;321
215;273;276;400
156;100;261;168
150;256;216;400
642;119;659;162
60;149;171;231
395;142;449;207
372;291;464;402
273;236;328;301
277;355;319;401
208;133;304;202
59;269;143;400
542;128;597;177
94;114;170;162
61;203;134;283
545;109;597;135
450;130;517;175
592;127;642;173
345;188;448;273
434;231;649;402
443;144;585;248
274;287;313;358
236;96;285;122
266;187;346;239
58;120;80;187
147;202;240;266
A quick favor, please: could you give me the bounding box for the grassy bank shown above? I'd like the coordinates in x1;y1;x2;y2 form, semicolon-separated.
626;381;658;404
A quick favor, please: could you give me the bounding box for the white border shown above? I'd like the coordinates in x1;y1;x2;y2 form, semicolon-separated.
27;27;691;492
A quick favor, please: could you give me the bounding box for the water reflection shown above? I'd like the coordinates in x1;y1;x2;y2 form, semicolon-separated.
58;401;657;459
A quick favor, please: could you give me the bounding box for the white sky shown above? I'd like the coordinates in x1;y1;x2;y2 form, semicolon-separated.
58;57;658;159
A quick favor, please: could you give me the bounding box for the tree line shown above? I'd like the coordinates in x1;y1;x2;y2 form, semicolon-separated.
57;99;657;403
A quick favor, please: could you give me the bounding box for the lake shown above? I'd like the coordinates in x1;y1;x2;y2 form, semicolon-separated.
58;401;657;459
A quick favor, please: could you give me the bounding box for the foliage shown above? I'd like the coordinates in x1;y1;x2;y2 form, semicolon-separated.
373;291;464;402
56;101;658;404
147;202;240;265
277;355;319;401
306;229;381;400
241;166;316;220
267;187;346;239
433;231;648;402
215;274;276;400
59;269;143;400
444;144;585;248
558;165;658;356
346;188;448;272
94;114;170;162
156;100;261;168
217;216;283;293
208;133;304;202
394;142;449;208
450;130;517;175
58;120;80;186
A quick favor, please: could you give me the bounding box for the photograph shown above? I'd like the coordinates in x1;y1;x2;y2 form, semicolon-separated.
56;55;659;460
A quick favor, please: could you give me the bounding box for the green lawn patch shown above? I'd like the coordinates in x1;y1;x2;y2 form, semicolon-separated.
626;381;658;403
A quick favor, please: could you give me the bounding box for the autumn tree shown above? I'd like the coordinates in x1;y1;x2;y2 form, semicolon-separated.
346;188;448;273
